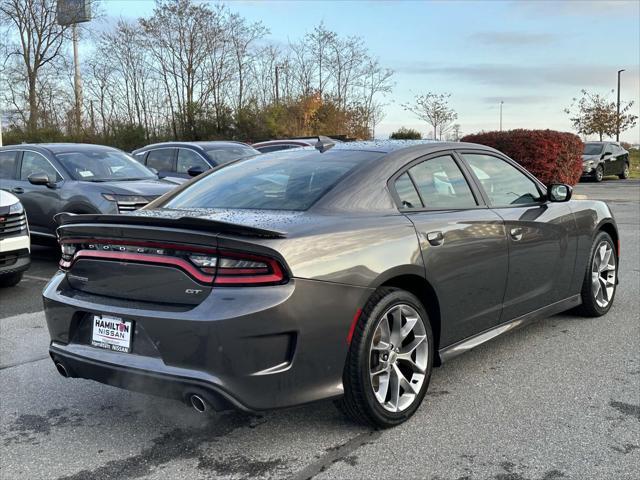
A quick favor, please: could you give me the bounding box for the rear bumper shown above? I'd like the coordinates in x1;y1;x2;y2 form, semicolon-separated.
43;272;372;410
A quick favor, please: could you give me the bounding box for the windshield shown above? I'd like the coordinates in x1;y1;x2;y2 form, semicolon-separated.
55;149;157;181
161;149;380;211
584;144;603;156
204;146;260;165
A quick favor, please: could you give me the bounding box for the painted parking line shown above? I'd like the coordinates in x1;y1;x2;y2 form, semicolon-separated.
23;274;54;282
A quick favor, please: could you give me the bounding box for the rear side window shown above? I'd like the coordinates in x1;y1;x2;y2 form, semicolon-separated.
406;155;477;209
161;150;381;211
146;149;174;171
20;151;61;181
394;173;422;209
0;151;18;179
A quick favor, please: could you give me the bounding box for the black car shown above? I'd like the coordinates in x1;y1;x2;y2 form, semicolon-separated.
132;141;260;180
44;141;618;428
0;144;176;242
581;141;630;182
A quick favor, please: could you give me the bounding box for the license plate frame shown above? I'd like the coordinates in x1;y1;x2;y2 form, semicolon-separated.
91;315;133;353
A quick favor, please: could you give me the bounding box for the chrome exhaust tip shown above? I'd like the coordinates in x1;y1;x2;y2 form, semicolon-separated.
189;394;207;413
54;361;69;378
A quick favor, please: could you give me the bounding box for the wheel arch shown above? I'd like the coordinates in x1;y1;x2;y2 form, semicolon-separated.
598;221;619;257
377;273;443;366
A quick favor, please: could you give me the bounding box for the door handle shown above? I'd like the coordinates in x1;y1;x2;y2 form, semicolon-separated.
509;227;524;241
10;187;24;194
425;231;444;246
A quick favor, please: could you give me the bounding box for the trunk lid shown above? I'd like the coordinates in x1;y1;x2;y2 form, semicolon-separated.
56;211;287;306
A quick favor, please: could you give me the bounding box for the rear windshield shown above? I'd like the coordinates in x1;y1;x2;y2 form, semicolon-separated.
161;149;380;211
203;146;259;165
584;144;603;155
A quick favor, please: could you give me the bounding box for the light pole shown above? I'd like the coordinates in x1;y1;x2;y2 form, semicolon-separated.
616;69;625;142
499;100;504;131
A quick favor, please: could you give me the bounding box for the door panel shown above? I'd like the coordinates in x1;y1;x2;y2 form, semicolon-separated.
393;153;509;347
492;203;577;320
408;210;508;347
16;150;64;236
460;151;578;321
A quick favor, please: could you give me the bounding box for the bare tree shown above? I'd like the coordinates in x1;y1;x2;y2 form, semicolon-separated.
403;92;457;140
0;0;69;133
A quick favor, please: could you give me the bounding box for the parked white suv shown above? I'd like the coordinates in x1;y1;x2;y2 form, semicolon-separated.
0;190;30;287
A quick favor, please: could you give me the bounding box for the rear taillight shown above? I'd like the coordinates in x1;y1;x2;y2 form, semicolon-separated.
59;239;286;286
213;251;284;285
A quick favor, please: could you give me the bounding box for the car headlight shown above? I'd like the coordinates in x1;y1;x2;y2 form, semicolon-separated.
8;202;24;215
102;194;151;203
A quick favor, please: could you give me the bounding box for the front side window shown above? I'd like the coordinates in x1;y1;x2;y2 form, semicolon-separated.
0;151;18;179
146;149;175;172
462;153;542;207
161;149;380;211
604;144;613;155
20;151;61;181
177;149;210;174
55;149;156;181
406;155;477;209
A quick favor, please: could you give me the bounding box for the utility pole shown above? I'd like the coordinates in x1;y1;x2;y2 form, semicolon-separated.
72;23;83;135
275;64;280;104
499;100;504;132
616;69;625;142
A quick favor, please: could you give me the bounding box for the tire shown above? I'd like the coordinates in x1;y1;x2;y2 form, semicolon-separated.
0;272;24;288
337;287;434;428
594;165;604;182
618;162;630;180
575;231;617;317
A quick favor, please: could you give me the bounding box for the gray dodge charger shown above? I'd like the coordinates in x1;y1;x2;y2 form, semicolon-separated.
43;141;619;428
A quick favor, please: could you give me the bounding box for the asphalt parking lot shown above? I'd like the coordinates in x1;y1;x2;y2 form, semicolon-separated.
1;179;639;480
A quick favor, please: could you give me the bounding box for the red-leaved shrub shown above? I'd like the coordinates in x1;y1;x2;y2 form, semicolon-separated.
460;129;583;185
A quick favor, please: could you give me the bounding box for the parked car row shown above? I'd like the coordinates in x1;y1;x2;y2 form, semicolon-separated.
0;137;330;287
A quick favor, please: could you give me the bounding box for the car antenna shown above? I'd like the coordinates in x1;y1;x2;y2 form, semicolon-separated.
315;136;335;153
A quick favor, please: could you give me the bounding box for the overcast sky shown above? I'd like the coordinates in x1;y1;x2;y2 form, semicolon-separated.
97;0;640;142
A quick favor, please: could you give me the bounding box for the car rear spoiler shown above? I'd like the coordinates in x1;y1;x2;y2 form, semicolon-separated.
54;213;286;239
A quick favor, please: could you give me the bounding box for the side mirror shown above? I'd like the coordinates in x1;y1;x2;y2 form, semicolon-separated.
601;153;610;160
28;172;55;187
547;183;572;202
187;166;206;177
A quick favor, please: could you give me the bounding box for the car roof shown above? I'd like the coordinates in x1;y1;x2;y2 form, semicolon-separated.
133;141;252;152
0;143;122;154
297;140;485;154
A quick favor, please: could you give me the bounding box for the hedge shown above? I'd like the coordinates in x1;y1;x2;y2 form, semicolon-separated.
460;129;583;185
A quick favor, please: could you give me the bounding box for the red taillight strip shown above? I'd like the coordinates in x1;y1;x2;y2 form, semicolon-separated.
70;250;215;284
59;238;217;254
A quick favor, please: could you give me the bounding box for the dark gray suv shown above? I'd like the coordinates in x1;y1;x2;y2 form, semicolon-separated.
0;144;177;242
